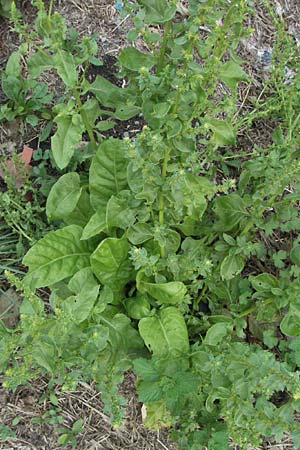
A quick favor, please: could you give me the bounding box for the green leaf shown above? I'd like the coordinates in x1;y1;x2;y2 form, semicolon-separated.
127;223;153;245
124;295;151;320
106;194;136;230
5;51;21;77
63;190;94;228
137;275;187;305
23;225;92;289
89;139;128;210
53;50;78;88
205;118;236;147
51;114;84;169
63;285;99;323
139;0;177;23
203;322;232;346
68;267;98;294
114;105;140;120
139;307;189;356
219;61;249;91
220;254;244;280
31;342;55;373
87;75;130;108
90;236;132;289
250;273;279;292
27;51;54;78
280;306;300;337
118;47;155;71
290;242;300;266
81;208;107;240
46;172;82;221
214;194;249;231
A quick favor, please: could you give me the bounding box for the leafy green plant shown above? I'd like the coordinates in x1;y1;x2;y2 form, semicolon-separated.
2;1;300;449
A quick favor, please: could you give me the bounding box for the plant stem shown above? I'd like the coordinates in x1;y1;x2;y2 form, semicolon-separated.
158;148;170;258
157;20;172;74
72;89;97;151
48;0;54;17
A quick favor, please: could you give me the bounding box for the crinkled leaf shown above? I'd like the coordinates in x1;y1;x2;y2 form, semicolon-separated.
139;307;189;356
106;194;136;230
89;139;128;210
46;172;82;221
63;285;99;323
23;225;92;289
124;295;151;320
90;236;132;289
280;306;300;337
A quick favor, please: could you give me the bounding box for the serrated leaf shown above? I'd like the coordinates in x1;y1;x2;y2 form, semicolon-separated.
90;236;132;289
46;172;82;221
23;225;92;289
89;139;128;210
118;47;155;71
51;114;84;169
139;307;189;356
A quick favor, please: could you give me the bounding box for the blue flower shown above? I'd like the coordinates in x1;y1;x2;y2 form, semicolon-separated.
115;1;123;11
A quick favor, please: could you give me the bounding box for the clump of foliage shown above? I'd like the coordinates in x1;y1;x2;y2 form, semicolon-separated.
1;1;300;449
0;0;12;17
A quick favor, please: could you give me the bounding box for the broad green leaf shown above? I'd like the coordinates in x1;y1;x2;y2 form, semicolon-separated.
280;307;300;337
81;208;106;240
143;401;172;429
250;273;279;292
127;223;153;245
139;0;177;23
53;50;78;88
214;194;249;231
203;322;232;346
220;254;244;280
106;194;136;230
31;342;55;373
90;236;132;289
80;98;100;126
87;75;130;108
118;47;155;71
63;190;94;228
219;61;249;91
5;51;21;77
290;242;300;266
100;312;143;353
124;295;151;320
23;225;92;289
89;139;128;210
205;118;236;147
139;307;189;355
114;105;140;120
63;285;99;323
51;114;84;169
68;267;98;294
27;51;54;78
46;172;82;221
137;275;187;305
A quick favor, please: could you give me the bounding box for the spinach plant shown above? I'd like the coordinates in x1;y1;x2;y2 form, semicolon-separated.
2;1;300;449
